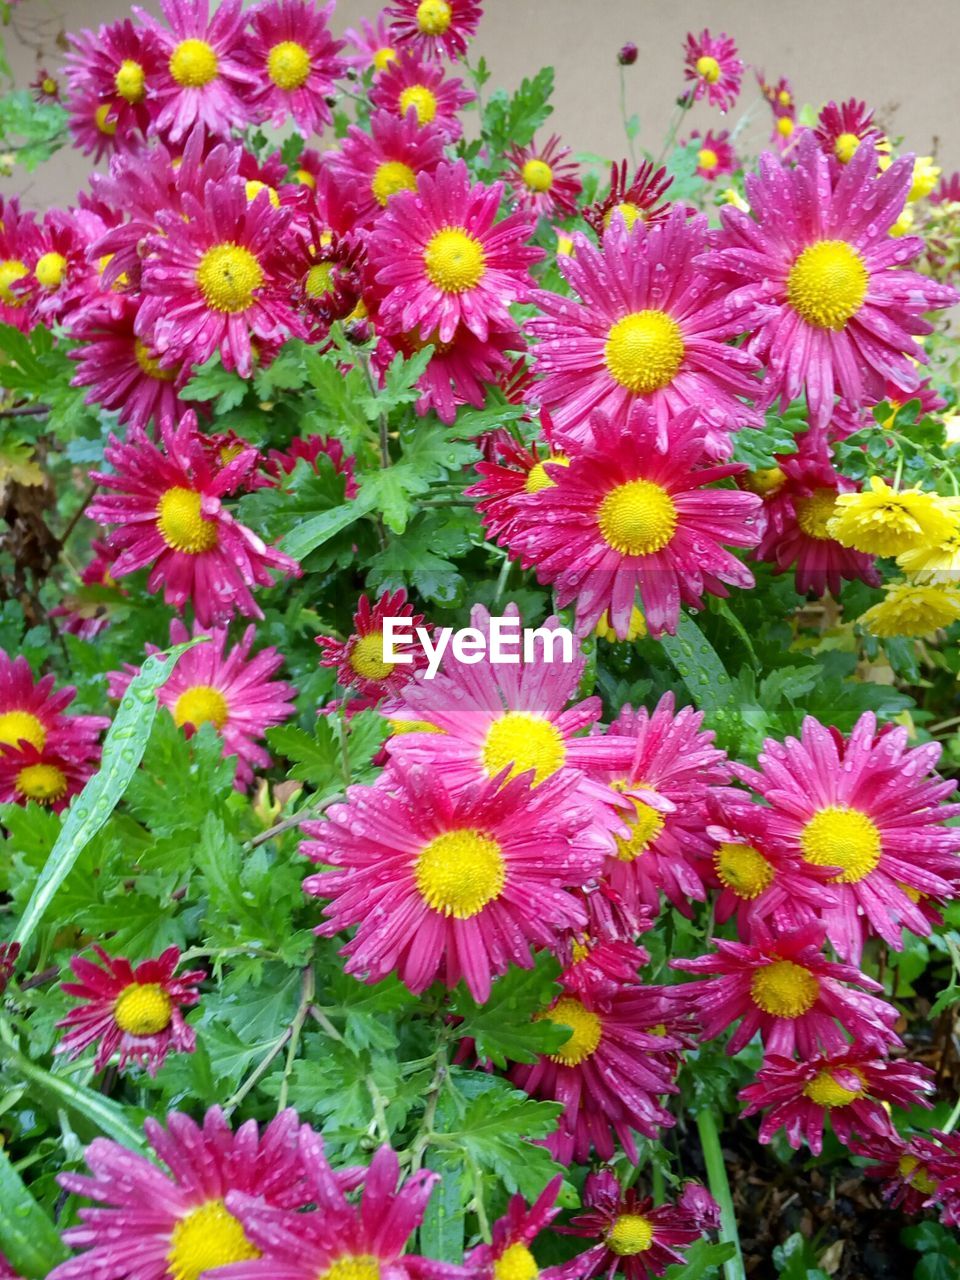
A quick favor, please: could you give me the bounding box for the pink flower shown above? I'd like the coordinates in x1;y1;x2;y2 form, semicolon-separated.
687;128;736;181
317;589;431;702
368;160;543;344
88;412;300;626
500;407;761;639
64;19;162;154
56;945;204;1075
467;415;569;543
0;198;41;331
683;29;742;112
814;99;883;166
326;109;446;227
583;159;673;235
369;48;474;141
851;1132;949;1216
302;758;604;1002
705;137;958;432
504;133;582;219
672;923;900;1056
133;0;258;141
242;0;347;135
0;742;99;813
733;712;960;961
342;13;399;73
49;539;127;641
465;1177;565;1280
526;210;762;456
0;649;108;762
385;0;483;63
739;1050;934;1154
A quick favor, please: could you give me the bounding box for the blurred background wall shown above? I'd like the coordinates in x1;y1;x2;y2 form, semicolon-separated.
2;0;958;208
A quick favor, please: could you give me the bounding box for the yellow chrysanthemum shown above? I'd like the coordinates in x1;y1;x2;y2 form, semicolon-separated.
890;206;915;238
859;581;960;637
827;477;954;557
908;156;941;203
721;188;749;212
896;498;960;581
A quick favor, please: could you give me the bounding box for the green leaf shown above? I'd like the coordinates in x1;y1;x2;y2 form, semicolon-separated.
482;67;554;153
451;956;566;1068
419;1153;465;1264
659;613;743;748
0;1144;67;1278
358;346;434;419
664;1241;738;1280
435;1080;563;1197
180;353;248;412
13;639;204;954
279;488;376;560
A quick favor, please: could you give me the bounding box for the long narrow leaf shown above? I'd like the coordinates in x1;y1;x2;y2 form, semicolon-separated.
0;1143;68;1278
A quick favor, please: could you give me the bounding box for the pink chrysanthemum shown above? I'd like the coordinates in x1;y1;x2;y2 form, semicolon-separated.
88;412;300;626
583;159;673;235
753;450;881;595
326;109;446;227
0;742;98;813
109;619;296;790
928;1132;960;1227
733;712;960;961
368;159;542;344
466;415;569;543
65;77;144;160
465;1176;565;1280
0;198;41;331
557;935;652;1000
241;0;346;134
343;13;399;73
20;207;104;327
706;137;958;432
672;923;900;1056
49;539;126;641
133;0;258;141
500;407;761;639
317;588;430;702
504;134;582;218
56;945;204;1075
48;1107;315;1280
814;98;883;166
739;1050;934;1155
554;1169;711;1278
851;1132;949;1216
507;979;682;1163
526;210;761;455
138;178;304;379
0;649;108;762
683;29;742;112
687;129;736;181
65;19;162;153
303;758;604;1001
369;48;474;141
385;0;483;62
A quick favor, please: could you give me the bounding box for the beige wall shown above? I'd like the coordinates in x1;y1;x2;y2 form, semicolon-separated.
3;0;959;209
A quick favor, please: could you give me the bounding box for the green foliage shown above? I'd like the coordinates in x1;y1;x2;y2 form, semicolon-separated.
481;67;554;156
0;1144;67;1278
0;90;67;170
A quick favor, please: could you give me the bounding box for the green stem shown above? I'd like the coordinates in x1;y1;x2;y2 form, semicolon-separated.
618;65;637;166
941;1092;960;1136
696;1109;745;1280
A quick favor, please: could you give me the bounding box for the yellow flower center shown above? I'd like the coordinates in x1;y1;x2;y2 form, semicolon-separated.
714;842;774;899
608;1214;654;1256
424;228;486;293
115;58;146;103
167;1200;260;1280
305;263;335;299
16;763;67;805
349;632;393;681
695;54;721;83
0;710;46;751
35;251;67;289
267;40;311;90
603;201;643;230
388;718;441;735
296;167;317;189
371;160;418;206
173;684;229;732
521;158;553;192
524;454;569;494
803;1068;865;1108
795;489;839;540
398;83;438;125
416;0;452;35
541;997;602;1066
196;243;264;313
786;240;869;330
134;339;177;381
597;479;677;556
0;258;28;305
372;46;397;72
42;76;58;95
698;147;719;170
604;310;685;394
320;1259;381;1280
750;959;820;1018
414;828;505;918
156;486;218;554
898;1155;938;1196
480;711;566;785
494;1243;539;1280
245;180;280;208
801;806;882;883
834;132;861;164
614;790;665;861
169;38;219;88
745;467;786;496
777;116;794;139
95;104;117;135
113;982;173;1035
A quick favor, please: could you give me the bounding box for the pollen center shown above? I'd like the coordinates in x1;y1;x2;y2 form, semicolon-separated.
414;828;505;918
714;842;774;899
608;1213;654;1255
698;147;719;170
372;160;418;206
95;104;117;135
35;251;67;289
542;997;602;1066
604;310;685;394
750;959;820;1018
134;339;177;381
115;58;146;103
167;1199;260;1280
800;805;882;883
349;632;394;681
597;479;678;556
157;486;218;554
196;243;264;313
305;263;335;298
424;228;486;293
603;201;643;230
795;489;839;540
267;40;311;89
0;710;46;751
695;54;721;82
320;1259;382;1280
524;455;569;494
169;38;219;88
174;684;229;731
834;132;861;164
614;790;664;861
521;158;554;192
113;982;173;1036
16;763;67;804
786;240;868;330
481;711;566;785
803;1069;864;1108
494;1243;539;1280
416;0;452;35
0;258;28;305
399;83;437;124
373;46;397;71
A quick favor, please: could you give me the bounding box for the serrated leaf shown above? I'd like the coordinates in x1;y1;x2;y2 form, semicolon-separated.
435;1081;563;1197
451;956;565;1068
664;1240;737;1280
180;353;247;411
